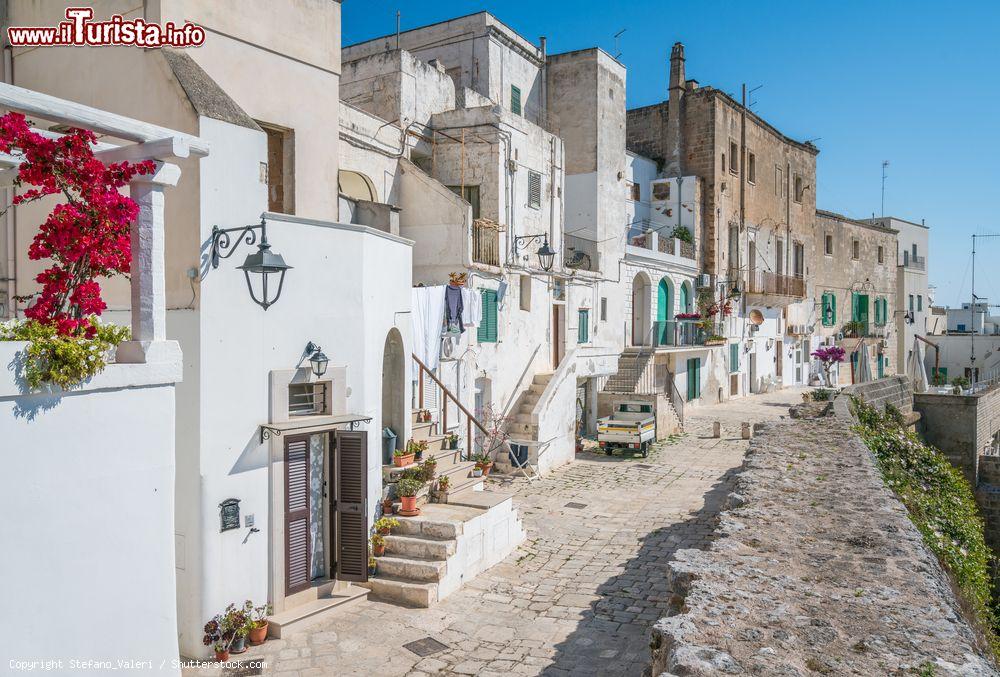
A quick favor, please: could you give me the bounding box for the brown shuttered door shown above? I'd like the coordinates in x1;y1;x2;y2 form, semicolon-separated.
284;435;311;595
335;430;368;582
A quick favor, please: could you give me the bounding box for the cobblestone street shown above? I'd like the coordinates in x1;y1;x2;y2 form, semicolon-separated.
200;389;805;676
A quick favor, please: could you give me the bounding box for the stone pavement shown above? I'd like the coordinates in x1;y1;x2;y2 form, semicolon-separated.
192;389;805;677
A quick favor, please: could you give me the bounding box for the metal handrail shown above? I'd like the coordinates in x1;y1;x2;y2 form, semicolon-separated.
631;323;685;428
413;353;490;458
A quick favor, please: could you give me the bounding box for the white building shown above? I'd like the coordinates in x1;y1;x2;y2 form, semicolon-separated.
869;215;930;371
0;83;202;674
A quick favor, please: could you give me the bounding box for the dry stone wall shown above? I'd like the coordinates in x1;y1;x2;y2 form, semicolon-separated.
647;409;996;675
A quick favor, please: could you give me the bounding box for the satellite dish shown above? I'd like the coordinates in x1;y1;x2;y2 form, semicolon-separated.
749;309;765;326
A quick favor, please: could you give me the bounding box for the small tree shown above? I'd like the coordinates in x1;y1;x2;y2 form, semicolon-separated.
475;402;514;463
811;346;846;387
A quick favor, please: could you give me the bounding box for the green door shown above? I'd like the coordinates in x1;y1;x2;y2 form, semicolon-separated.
687;357;701;401
657;278;673;344
852;292;870;336
679;283;690;313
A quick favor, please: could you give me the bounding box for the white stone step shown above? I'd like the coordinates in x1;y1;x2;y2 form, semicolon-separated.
385;534;456;560
532;373;553;385
267;585;368;638
411;420;436;440
374;554;447;582
391;510;467;540
446;489;513;510
366;575;437;608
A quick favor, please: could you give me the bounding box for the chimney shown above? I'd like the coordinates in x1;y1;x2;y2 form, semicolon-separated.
669;42;686;93
665;42;685;177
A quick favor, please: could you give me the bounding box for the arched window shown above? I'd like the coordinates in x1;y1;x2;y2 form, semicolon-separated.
338;170;378;202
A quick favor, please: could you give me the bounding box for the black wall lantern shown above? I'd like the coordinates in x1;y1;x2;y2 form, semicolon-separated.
513;234;557;272
211;217;292;310
305;341;329;377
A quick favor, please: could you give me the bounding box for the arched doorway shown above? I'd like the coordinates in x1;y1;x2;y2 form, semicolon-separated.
657;277;674;345
679;281;693;314
381;328;406;457
631;273;651;345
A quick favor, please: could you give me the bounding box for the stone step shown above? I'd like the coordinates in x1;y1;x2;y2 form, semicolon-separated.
507;422;539;437
532;373;553;385
385;534;456;560
446;488;513;510
411;420;436;440
528;383;546;395
392;515;462;540
374;554;447;582
443;473;485;497
384;448;466;481
267;585;369;638
365;575;437;608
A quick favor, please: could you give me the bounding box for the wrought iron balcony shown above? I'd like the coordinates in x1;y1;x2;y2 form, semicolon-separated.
746;271;805;298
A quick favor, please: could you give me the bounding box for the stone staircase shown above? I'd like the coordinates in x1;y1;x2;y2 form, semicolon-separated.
506;372;552;440
266;579;368;638
604;349;653;393
367;500;525;607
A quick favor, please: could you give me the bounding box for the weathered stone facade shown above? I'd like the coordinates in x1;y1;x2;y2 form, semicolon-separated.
626;44;818;284
914;383;1000;485
648;407;997;675
814;209;899;383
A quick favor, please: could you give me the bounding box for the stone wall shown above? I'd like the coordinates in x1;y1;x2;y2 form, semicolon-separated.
977;456;1000;562
647;410;996;675
914;383;1000;486
833;374;915;418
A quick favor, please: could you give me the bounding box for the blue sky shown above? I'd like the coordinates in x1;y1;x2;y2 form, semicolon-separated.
343;0;1000;308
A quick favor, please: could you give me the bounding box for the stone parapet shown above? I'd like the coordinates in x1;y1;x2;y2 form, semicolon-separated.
647;413;996;675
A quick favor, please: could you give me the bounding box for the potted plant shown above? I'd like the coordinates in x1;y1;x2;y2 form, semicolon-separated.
374;516;399;535
704;334;726;346
446;432;459;450
435;475;451;502
420;457;438;482
406;438;429;461
368;555;377;577
418;409;432;422
396;477;424;515
472;464;483;478
474;453;494;476
393;448;414;467
952;376;971;394
225;604;250;654
203;609;235;662
243;601;272;646
382;495;395;515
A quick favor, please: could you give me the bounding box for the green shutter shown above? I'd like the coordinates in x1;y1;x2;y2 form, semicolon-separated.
477;290;498;343
578;309;589;344
822;293;837;327
687;358;701;401
730;343;739;373
851;292;860;323
511;85;522;115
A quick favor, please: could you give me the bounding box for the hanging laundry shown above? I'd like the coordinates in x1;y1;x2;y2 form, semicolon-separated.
461;287;482;328
445;284;464;335
412;285;446;378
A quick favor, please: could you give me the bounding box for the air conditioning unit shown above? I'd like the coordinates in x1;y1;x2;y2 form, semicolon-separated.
697;273;712;289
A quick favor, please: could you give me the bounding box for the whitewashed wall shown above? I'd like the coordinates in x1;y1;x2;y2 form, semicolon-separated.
0;344;182;673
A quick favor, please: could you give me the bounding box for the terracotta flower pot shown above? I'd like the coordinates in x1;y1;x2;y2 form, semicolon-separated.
382;498;394;515
400;495;417;512
215;650;230;663
249;622;268;646
394;453;414;467
481;462;493;476
373;542;386;556
378;527;391;535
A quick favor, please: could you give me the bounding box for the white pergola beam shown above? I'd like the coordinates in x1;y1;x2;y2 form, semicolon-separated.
0;81;209;156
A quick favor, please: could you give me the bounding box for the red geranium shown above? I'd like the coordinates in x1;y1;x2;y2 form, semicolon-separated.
0;112;154;335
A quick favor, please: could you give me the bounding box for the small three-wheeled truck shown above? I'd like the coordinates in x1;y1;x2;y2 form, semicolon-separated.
597;400;656;457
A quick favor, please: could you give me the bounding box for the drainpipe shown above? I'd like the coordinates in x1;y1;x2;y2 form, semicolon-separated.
2;37;15;318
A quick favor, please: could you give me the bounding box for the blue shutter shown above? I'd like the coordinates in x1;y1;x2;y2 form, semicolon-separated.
729;343;739;373
478;290;498;343
578;309;589;344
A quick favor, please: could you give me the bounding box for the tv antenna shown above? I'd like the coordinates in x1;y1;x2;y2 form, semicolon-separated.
613;29;626;59
880;160;889;217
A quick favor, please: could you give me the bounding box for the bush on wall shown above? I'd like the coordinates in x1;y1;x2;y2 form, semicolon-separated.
852;397;999;655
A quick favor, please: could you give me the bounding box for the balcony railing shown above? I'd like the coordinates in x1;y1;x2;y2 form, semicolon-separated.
564;233;599;272
637;321;726;348
841;322;888;339
746;270;805;298
472;219;500;267
899;252;926;270
626;226;695;261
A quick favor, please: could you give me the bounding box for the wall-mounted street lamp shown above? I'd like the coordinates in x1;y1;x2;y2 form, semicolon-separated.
211;217;292;310
305;341;329;378
513;234;557;272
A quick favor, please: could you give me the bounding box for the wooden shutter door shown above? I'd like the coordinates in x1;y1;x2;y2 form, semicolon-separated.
335;430;368;582
284;436;311;595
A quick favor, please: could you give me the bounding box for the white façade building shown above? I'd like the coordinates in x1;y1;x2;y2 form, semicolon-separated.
0;84;203;675
341;12;619;476
2;0;420;659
